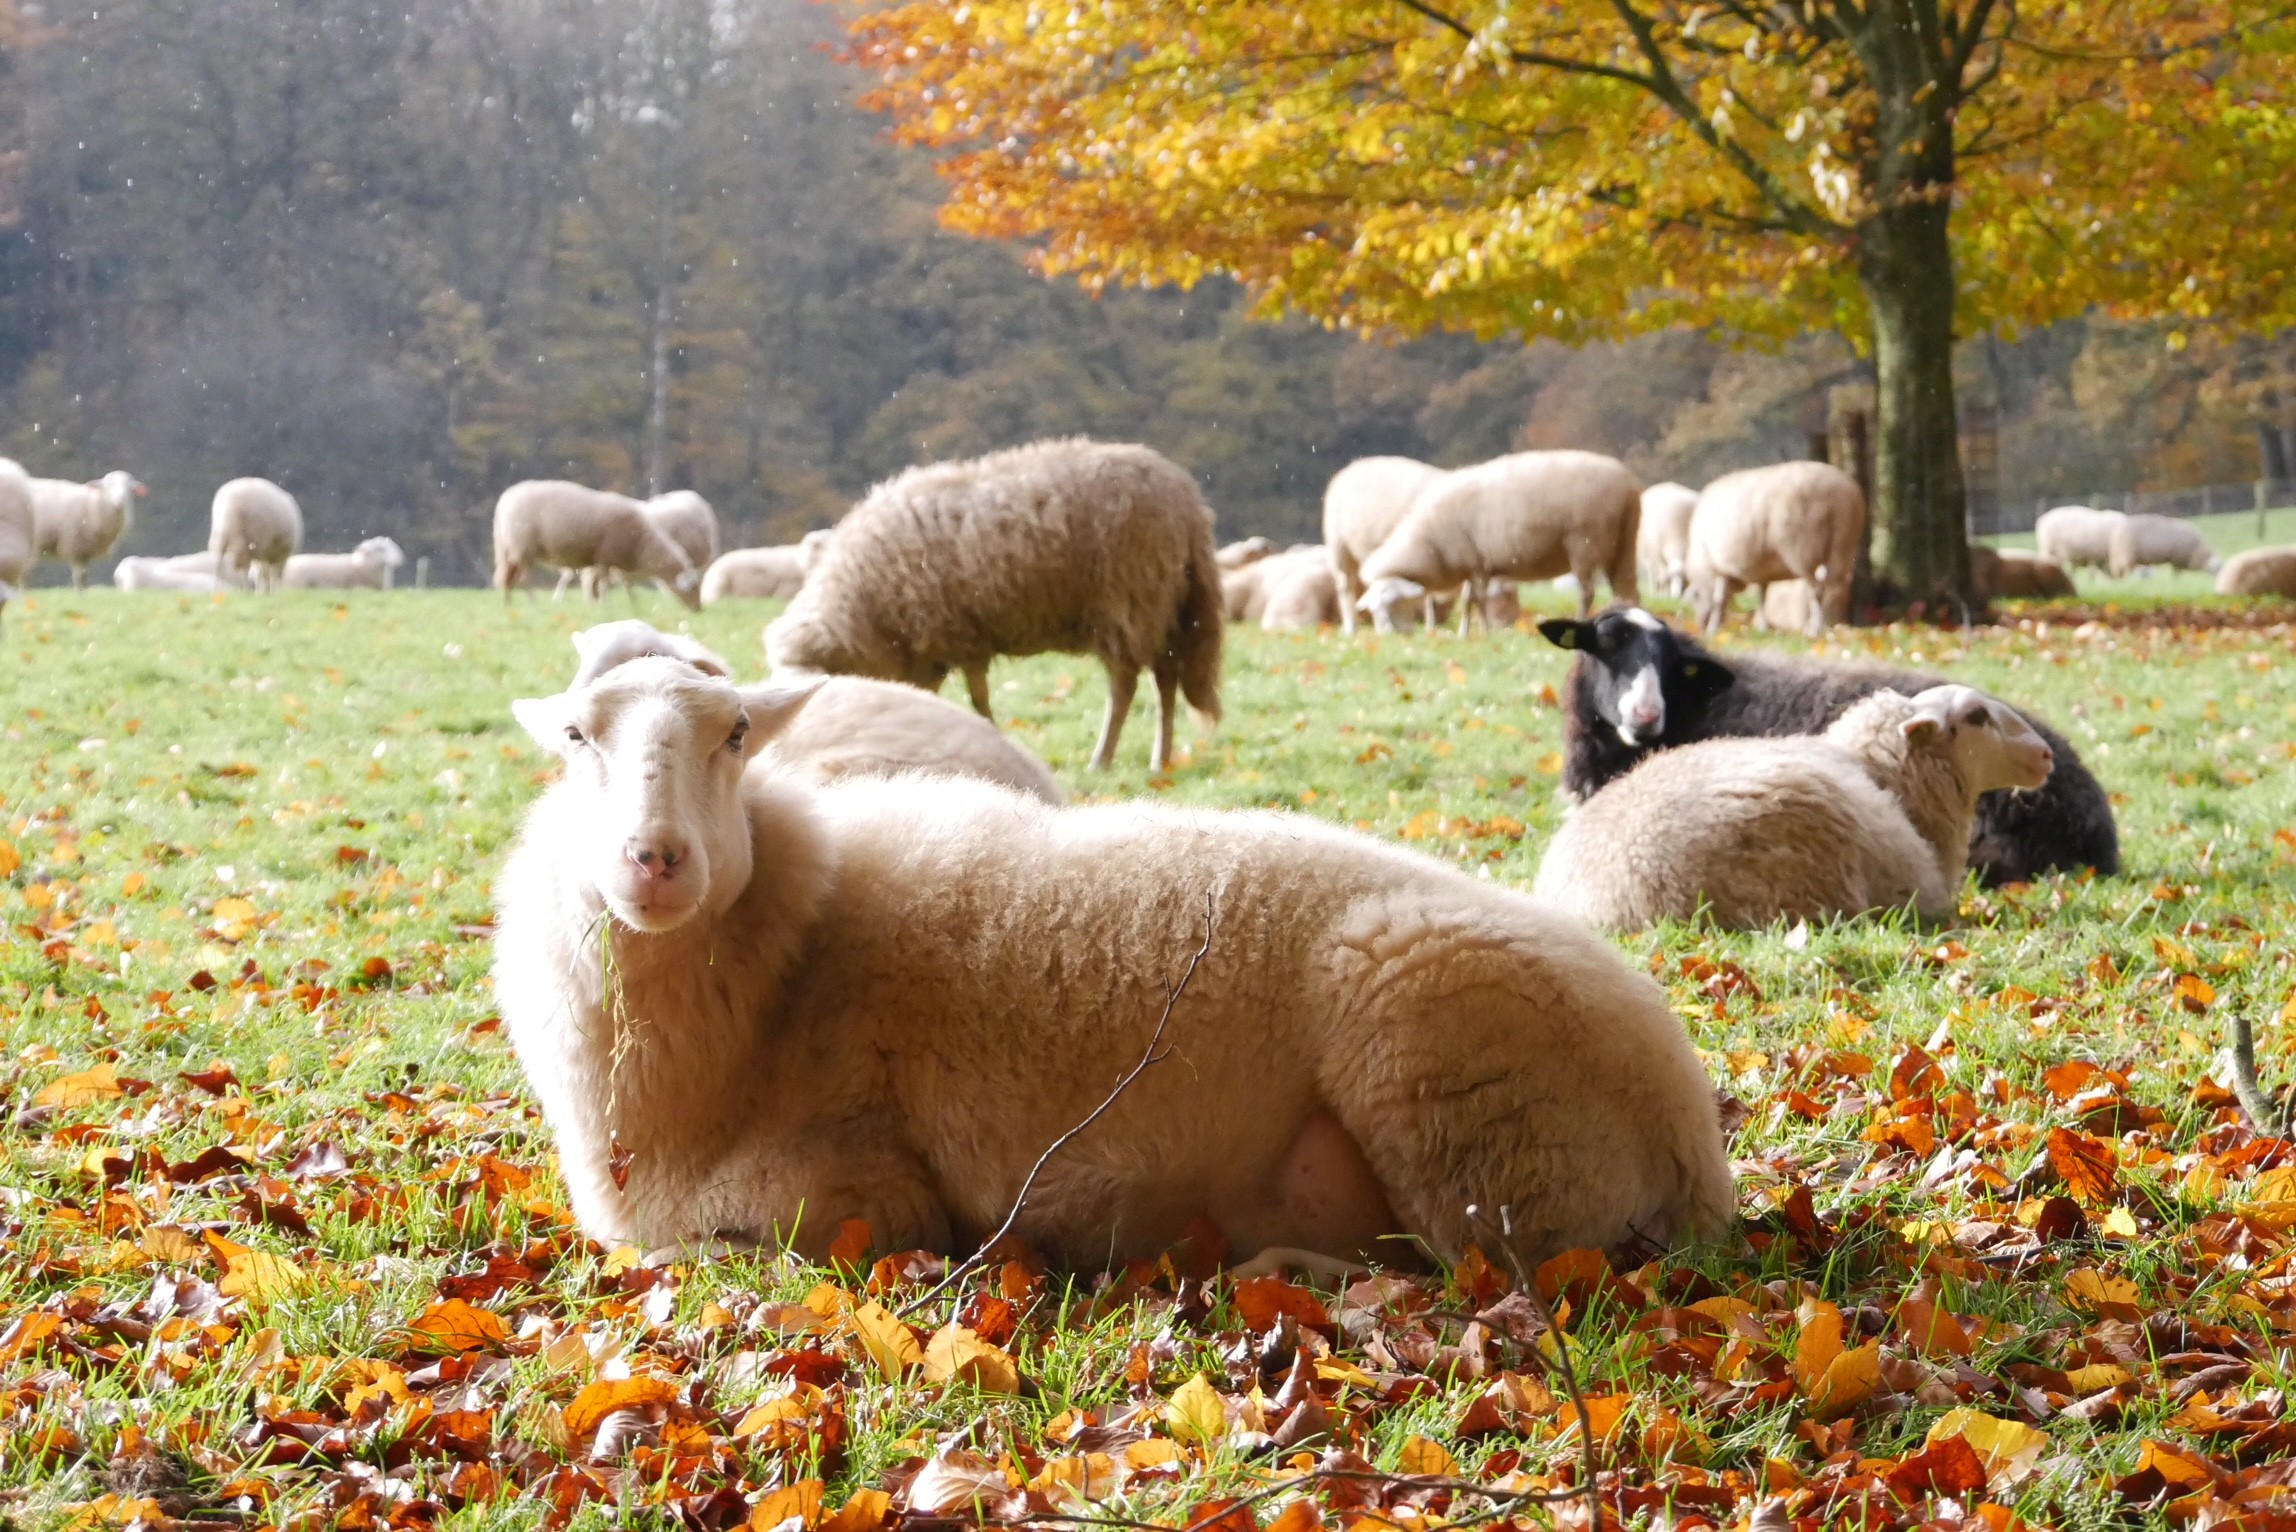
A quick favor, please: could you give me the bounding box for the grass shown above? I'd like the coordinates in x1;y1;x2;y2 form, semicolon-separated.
4;585;2296;1531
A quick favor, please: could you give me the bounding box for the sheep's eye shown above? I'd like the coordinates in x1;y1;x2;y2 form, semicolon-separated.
726;720;750;752
1682;662;1700;677
563;725;585;746
1966;705;1992;727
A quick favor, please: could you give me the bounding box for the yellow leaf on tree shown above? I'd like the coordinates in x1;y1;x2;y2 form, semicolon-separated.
35;1063;123;1109
849;1301;922;1380
218;1249;306;1301
1163;1373;1227;1445
922;1323;1021;1393
1925;1409;2050;1486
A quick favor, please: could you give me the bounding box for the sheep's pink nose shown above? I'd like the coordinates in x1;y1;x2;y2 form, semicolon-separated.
624;836;689;880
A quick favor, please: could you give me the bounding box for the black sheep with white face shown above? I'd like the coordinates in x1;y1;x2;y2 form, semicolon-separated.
1538;607;2121;886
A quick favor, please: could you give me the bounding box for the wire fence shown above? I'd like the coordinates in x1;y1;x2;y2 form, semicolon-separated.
1972;478;2296;537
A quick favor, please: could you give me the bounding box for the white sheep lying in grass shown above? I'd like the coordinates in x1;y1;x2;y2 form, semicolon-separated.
32;470;144;589
1637;482;1699;598
1685;462;1865;634
702;529;836;603
209;477;304;591
494;657;1733;1267
1221;544;1326;623
2033;506;2123;573
1323;457;1449;634
2108;513;2220;578
1359;449;1642;630
1533;685;2053;931
282;537;406;589
568;620;1063;803
1218;536;1280;570
2217;546;2296;597
114;552;242;592
0;459;34;626
493;480;702;610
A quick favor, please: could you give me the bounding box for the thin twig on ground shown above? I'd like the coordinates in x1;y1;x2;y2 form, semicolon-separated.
1469;1203;1605;1532
971;1460;1590;1532
901;895;1217;1319
2225;1013;2291;1137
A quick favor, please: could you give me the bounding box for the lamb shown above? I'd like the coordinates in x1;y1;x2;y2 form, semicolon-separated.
31;470;144;588
493;657;1733;1268
492;480;702;611
2033;506;2124;573
568;620;1064;804
1684;462;1865;635
1222;544;1328;623
2108;513;2220;577
1322;456;1450;635
208;477;305;591
281;537;406;590
1539;607;2119;884
1258;552;1343;631
1218;535;1280;570
1359;450;1641;630
0;459;34;627
1637;482;1699;598
1969;545;2076;600
764;438;1222;772
1535;685;2053;931
701;530;836;604
2216;545;2296;597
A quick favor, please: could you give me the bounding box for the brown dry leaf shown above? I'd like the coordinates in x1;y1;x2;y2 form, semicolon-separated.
819;1489;891;1532
905;1448;1011;1515
561;1376;679;1443
406;1298;510;1355
849;1300;922;1380
1396;1435;1459;1476
921;1323;1020;1393
2046;1126;2119;1203
35;1063;124;1109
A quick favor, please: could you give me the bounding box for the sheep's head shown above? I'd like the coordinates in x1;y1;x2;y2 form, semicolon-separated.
1356;577;1425;634
358;537;407;569
512;658;818;933
1901;685;2053;795
1539;606;1733;747
569;620;731;689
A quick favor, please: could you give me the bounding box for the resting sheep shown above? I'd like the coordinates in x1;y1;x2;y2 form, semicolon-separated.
568;620;1063;804
114;552;244;592
1685;462;1864;634
492;480;702;611
765;438;1222;773
2216;546;2296;597
1259;553;1344;631
1322;456;1449;634
1969;545;2076;600
2033;506;2123;573
2108;513;2220;578
1222;544;1328;623
1539;607;2119;884
701;530;836;604
493;656;1733;1268
1218;536;1280;570
31;470;144;588
1534;685;2053;931
282;537;406;590
1360;449;1641;629
0;459;34;627
1637;482;1699;598
208;477;305;591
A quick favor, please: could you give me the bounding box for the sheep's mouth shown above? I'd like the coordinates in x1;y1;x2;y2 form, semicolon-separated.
605;890;706;935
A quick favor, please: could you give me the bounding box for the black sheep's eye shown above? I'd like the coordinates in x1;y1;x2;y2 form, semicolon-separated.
1682;662;1700;677
563;725;585;746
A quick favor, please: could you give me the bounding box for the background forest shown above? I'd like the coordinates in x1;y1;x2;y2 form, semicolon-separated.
0;0;2290;579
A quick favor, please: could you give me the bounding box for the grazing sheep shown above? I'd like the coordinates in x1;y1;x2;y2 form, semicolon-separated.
1323;457;1450;635
208;477;305;591
2033;506;2124;573
1359;450;1641;631
281;537;406;590
1637;482;1699;598
31;470;144;588
2215;545;2296;597
1534;684;2052;931
0;459;34;627
765;438;1222;773
1539;607;2119;884
1259;552;1343;631
1758;579;1817;633
568;620;1064;804
1218;536;1280;570
1968;545;2076;600
578;490;725;599
1356;576;1523;635
1222;544;1328;623
2108;513;2220;578
492;480;702;611
1685;462;1865;635
493;657;1733;1267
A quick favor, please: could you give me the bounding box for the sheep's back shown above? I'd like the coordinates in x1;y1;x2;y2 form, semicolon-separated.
1692;464;1858;582
2034;507;2121;567
2218;546;2296;596
1322;457;1444;563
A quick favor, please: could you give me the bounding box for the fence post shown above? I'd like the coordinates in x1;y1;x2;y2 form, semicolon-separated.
416;556;431;590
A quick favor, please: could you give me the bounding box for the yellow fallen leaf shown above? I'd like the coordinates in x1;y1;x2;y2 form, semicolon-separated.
1124;1439;1184;1470
1030;1453;1127;1503
803;1282;854;1320
121;871;146;896
733;1383;829;1439
1313;1357;1380;1390
0;840;18;876
1925;1409;2051;1486
695;1301;736;1330
2062;1268;2141;1312
1397;1435;1460;1477
2236;1200;2296;1233
2250;1166;2296;1202
563;1376;679;1442
1555;1394;1634;1443
818;1489;891;1532
35;1064;123;1110
850;1301;922;1381
406;1298;510;1354
2098;1206;2141;1239
1163;1373;1227;1446
601;1245;644;1277
750;1478;824;1531
923;1323;1021;1393
218;1250;305;1301
2064;1363;2135;1392
1791;1299;1846;1391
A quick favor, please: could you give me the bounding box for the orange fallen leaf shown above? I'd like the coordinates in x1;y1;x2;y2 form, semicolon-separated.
406;1298;510;1355
2046;1126;2118;1203
35;1063;123;1110
922;1323;1021;1393
750;1478;825;1531
819;1489;892;1532
850;1300;922;1380
562;1376;678;1443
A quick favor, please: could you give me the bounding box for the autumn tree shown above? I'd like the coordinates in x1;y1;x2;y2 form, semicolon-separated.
850;1;2296;606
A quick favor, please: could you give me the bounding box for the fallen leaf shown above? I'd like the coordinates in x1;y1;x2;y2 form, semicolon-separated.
1926;1409;2052;1487
849;1300;922;1380
922;1323;1021;1393
905;1448;1010;1515
562;1376;678;1444
2046;1126;2119;1203
35;1063;123;1109
406;1298;510;1355
1396;1435;1459;1477
1164;1373;1228;1446
217;1249;305;1301
750;1479;824;1531
819;1489;891;1532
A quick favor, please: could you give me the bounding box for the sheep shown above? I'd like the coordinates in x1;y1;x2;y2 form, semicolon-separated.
1356;576;1523;635
1222;544;1328;623
702;529;835;603
2033;506;2124;573
1684;462;1864;635
765;438;1222;773
1539;607;2119;884
2215;545;2296;597
492;479;702;611
1758;579;1817;633
1968;545;2076;600
0;459;34;627
1218;536;1280;570
493;656;1734;1268
571;489;725;599
281;537;406;590
568;620;1064;803
113;555;234;592
1358;449;1642;631
2108;513;2220;578
31;470;144;588
1637;482;1699;598
208;477;305;591
1533;684;2053;931
1322;457;1453;635
1258;552;1343;631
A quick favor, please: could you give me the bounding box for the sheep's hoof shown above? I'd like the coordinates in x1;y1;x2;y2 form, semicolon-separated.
1229;1246;1368;1285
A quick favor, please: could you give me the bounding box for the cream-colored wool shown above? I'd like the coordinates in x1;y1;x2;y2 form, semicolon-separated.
575;490;724;599
1534;685;2054;931
2108;513;2220;577
1358;449;1641;629
1685;462;1864;635
1259;554;1343;631
1637;482;1699;598
703;544;813;602
208;477;305;591
0;459;34;626
1218;536;1280;570
1969;545;2075;600
1322;457;1449;634
2033;506;2124;572
31;470;143;589
494;658;1733;1268
492;479;702;609
1222;544;1328;623
765;438;1222;772
282;537;405;590
2216;545;2296;597
114;551;241;592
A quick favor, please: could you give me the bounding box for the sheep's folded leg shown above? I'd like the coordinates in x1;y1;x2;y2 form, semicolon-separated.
1091;663;1137;771
1230;1246;1369;1284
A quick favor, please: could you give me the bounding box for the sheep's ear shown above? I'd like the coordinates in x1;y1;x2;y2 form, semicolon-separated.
1901;712;1945;746
513;694;577;757
1538;618;1593;651
734;677;826;755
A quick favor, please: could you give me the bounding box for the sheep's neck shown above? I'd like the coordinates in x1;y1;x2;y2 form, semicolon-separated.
1887;749;1976;889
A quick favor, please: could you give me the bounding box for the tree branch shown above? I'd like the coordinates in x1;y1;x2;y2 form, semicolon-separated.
2224;1013;2291;1138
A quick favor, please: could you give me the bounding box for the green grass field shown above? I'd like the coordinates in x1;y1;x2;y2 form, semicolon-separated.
1978;505;2296;603
5;588;2296;1532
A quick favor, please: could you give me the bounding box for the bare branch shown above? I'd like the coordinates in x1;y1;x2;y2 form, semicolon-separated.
2224;1013;2292;1138
1469;1204;1605;1532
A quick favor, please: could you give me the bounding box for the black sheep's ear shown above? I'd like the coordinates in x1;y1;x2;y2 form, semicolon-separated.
1678;655;1736;696
1538;618;1592;651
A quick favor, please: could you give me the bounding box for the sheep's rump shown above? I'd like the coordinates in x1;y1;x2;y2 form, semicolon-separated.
2033;507;2122;571
764;677;1065;804
2217;546;2296;596
1363;449;1641;588
2108;513;2216;576
0;461;35;595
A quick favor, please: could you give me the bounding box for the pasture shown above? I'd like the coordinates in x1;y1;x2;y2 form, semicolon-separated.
4;588;2296;1532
